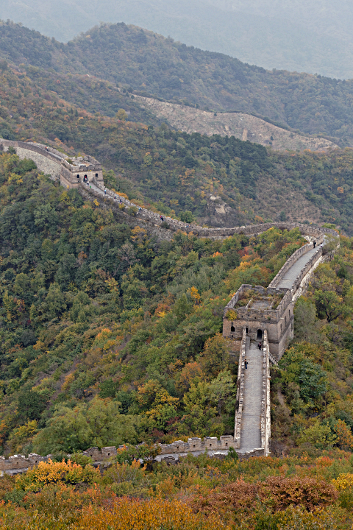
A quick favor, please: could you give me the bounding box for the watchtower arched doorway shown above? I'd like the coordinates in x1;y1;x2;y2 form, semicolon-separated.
257;329;263;340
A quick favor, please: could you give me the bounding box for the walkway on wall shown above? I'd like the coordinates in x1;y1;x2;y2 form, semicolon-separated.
237;246;323;454
239;339;263;453
276;246;320;290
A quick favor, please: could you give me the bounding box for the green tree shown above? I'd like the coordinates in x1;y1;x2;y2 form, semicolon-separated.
32;397;139;454
314;290;348;322
179;211;195;223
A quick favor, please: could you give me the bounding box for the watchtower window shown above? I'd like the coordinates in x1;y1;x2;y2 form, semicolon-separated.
257;329;263;340
246;327;248;334
76;174;80;179
95;173;98;177
231;325;235;332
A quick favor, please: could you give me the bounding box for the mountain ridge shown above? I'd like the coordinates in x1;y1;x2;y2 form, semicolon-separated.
2;0;353;79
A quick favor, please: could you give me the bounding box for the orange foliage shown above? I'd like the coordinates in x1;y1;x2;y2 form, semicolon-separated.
177;362;204;391
15;459;100;492
334;419;353;451
78;497;225;530
191;476;337;523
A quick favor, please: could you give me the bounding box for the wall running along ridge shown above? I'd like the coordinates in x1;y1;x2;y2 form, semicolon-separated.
0;138;337;241
0;139;339;467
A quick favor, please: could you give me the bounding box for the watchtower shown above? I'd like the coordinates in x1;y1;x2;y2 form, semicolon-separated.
60;155;104;188
223;284;294;361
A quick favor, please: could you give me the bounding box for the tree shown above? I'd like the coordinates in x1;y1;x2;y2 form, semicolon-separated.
179;211;194;223
116;109;128;121
297;420;337;449
294;298;320;342
199;333;230;377
32;397;139;454
18;390;47;421
314;289;348;322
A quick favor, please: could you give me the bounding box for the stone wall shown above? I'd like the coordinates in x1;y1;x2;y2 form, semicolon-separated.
290;247;324;296
78;184;176;242
1;140;63;181
234;328;247;449
91;179;338;241
260;331;271;456
157;435;236;462
268;242;315;289
0;437;238;475
0;138;339;242
293;254;324;302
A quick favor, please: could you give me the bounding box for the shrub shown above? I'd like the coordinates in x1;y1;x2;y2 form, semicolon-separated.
15;459;100;492
78;497;225;530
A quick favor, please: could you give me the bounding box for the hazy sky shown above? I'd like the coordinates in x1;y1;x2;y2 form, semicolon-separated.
1;0;353;78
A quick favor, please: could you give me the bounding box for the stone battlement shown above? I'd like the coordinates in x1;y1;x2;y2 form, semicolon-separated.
0;437;237;475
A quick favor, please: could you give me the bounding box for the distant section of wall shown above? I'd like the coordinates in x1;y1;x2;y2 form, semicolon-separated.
0;138;338;243
0;139;103;189
83;181;340;246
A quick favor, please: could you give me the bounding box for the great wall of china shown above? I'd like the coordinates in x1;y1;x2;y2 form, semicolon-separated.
0;138;339;474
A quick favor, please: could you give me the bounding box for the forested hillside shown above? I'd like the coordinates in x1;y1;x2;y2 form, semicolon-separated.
3;63;353;233
3;0;353;80
3;19;353;530
3;152;353;528
0;150;306;454
4;22;353;145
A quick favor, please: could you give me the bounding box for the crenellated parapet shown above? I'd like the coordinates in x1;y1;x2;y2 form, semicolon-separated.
0;437;238;475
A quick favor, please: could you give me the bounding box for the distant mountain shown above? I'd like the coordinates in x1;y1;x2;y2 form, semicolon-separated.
3;22;353;145
2;0;353;79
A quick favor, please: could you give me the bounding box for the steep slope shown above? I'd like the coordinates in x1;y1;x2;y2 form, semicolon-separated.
135;96;338;152
0;154;308;454
3;22;353;144
3;62;353;233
